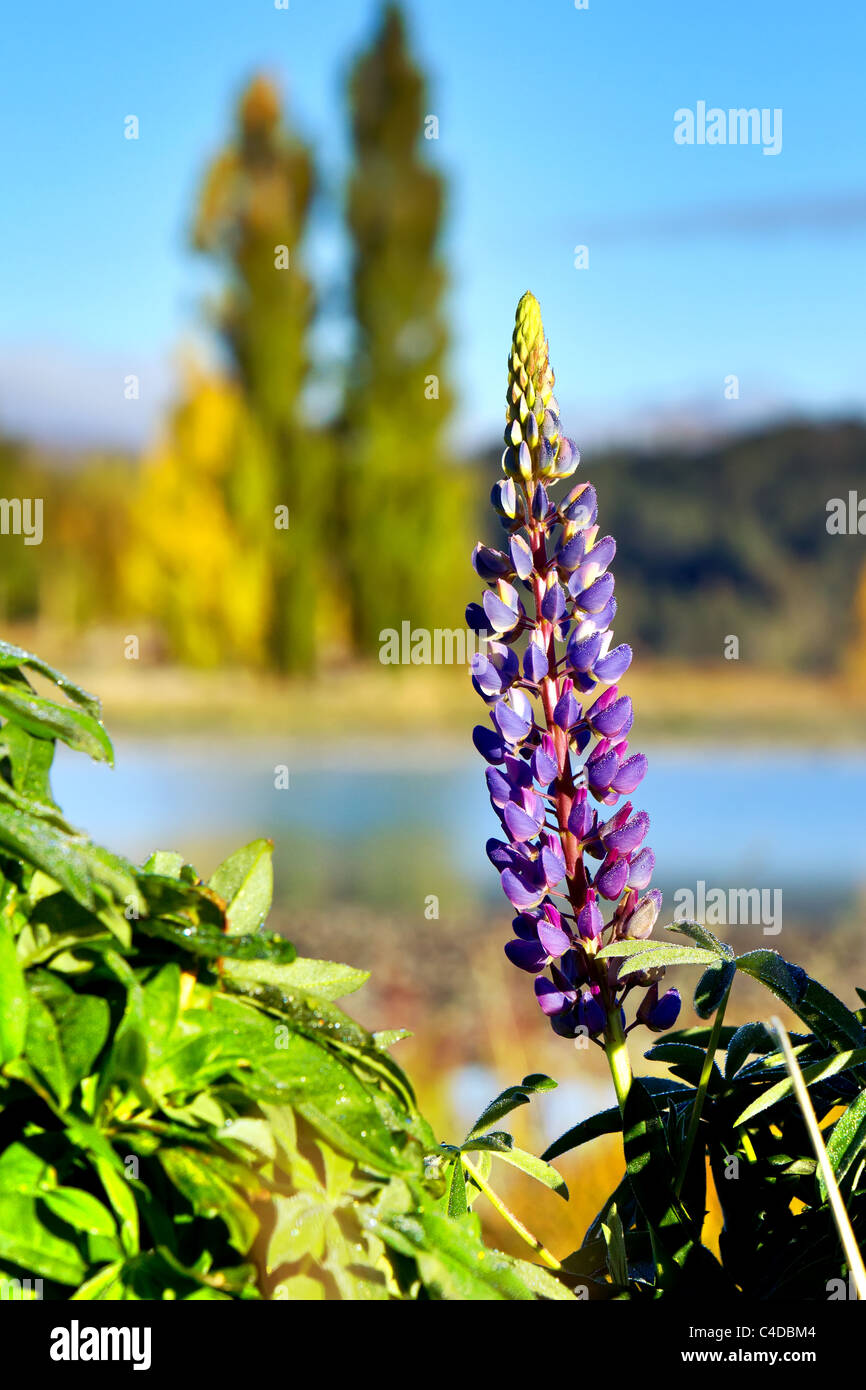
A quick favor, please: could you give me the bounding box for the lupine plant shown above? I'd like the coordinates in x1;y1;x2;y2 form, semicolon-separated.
1;301;866;1301
469;292;679;1110
465;295;866;1299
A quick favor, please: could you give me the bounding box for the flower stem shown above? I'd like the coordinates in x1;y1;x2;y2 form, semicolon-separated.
604;1007;633;1114
460;1154;561;1270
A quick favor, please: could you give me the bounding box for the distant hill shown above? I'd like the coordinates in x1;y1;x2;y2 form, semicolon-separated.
471;418;866;670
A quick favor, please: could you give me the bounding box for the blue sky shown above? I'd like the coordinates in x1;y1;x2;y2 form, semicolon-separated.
1;0;864;451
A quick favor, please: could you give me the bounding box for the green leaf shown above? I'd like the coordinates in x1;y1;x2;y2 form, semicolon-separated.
694;958;736;1019
71;1260;126;1300
372;1028;411;1049
221;955;363;1001
601;1202;628;1287
41;1186;118;1239
725;1022;770;1079
822;1089;866;1197
0;677;113;764
138;915;295;966
24;980;111;1109
377;1206;536;1300
447;1155;468;1217
500;1254;577;1300
268;1192;329;1268
464;1073;556;1141
735;952;866;1055
159;1147;259;1255
0;639;102;718
733;1045;866;1125
0;915;28;1063
209;838;274;935
2;722;58;805
0;1140;56;1194
623;1079;693;1268
0;1193;86;1284
489;1144;568;1199
644;1041;721;1088
95;1160;139;1258
142;850;185;879
599;942;719;971
273;1274;325;1301
797;978;866;1052
0;805;96;908
459;1130;512;1154
664;920;734;959
733;950;807;1007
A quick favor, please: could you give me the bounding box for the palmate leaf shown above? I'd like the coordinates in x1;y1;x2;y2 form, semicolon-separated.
734;951;866;1059
598;941;719;972
663;919;734;959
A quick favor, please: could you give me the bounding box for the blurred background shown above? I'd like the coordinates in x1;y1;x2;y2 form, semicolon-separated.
1;0;865;1256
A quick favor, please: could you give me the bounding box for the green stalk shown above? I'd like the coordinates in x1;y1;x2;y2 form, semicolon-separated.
604;1007;633;1114
771;1016;866;1300
460;1155;561;1270
674;981;731;1200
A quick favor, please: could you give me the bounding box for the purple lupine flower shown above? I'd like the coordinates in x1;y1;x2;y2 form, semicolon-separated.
471;292;675;1048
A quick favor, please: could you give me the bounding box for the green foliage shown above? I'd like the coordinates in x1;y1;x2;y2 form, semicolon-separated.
545;935;866;1299
193;75;328;674
0;640;565;1300
342;3;471;652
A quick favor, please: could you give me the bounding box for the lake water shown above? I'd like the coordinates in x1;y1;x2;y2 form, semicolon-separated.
51;737;866;925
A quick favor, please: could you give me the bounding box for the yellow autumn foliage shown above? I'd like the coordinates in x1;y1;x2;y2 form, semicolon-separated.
121;369;272;668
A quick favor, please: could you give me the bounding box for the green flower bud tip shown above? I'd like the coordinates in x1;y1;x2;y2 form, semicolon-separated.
508;292;554;421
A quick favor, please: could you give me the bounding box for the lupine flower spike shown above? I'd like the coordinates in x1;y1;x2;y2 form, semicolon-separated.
470;293;680;1102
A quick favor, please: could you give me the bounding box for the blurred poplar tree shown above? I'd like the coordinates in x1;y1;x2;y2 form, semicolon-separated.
193;75;326;672
343;4;470;653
